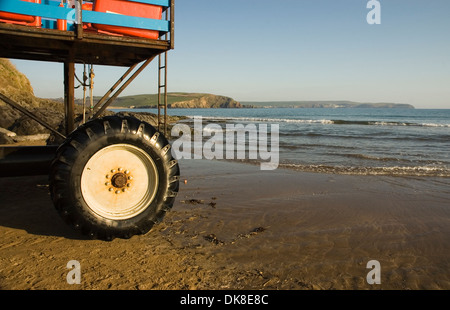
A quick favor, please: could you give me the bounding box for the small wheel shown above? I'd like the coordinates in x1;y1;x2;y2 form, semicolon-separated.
49;115;180;240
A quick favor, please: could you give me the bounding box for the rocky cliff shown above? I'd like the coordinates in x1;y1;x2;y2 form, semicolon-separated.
0;59;67;144
168;94;242;109
106;92;243;109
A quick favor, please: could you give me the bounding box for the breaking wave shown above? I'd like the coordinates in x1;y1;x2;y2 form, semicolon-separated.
279;163;450;177
194;116;450;128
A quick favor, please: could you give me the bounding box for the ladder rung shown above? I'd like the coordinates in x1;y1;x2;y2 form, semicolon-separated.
158;53;168;135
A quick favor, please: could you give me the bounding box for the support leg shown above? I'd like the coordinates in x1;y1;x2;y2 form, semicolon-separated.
64;61;75;135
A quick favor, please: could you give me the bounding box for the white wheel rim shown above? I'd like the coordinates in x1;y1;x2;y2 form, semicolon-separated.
80;144;159;220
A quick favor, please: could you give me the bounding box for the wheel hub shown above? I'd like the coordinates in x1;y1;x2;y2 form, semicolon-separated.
111;172;127;188
106;168;133;193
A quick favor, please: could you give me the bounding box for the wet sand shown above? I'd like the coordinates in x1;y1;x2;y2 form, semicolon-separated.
0;159;449;290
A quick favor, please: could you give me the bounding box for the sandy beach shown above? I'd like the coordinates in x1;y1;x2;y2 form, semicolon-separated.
0;158;449;290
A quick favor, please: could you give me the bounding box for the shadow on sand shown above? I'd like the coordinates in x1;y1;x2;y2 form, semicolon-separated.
0;175;89;240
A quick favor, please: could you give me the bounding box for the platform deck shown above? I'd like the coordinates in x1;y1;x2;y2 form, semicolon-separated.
0;22;171;66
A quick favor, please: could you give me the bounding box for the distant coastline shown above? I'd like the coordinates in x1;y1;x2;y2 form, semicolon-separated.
240;101;415;109
107;93;414;109
50;93;415;110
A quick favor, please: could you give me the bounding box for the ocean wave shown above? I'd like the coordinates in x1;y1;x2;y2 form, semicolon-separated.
334;153;447;165
339;153;413;163
340;153;407;162
192;116;449;128
279;163;450;177
191;116;334;124
278;143;359;152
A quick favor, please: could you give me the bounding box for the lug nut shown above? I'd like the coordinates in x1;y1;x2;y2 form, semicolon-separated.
118;168;123;172
125;170;130;174
109;188;114;192
105;182;111;186
111;169;116;173
128;176;133;180
115;190;121;194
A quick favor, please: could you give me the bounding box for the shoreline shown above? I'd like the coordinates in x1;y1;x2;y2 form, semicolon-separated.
0;158;449;290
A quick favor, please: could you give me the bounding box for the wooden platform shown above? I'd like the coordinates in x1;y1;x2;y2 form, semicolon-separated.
0;22;171;66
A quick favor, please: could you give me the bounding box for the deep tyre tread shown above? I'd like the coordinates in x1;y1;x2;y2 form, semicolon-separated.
49;115;180;241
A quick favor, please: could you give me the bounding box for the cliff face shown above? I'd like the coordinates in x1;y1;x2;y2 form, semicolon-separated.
0;59;66;140
0;58;36;106
169;94;242;109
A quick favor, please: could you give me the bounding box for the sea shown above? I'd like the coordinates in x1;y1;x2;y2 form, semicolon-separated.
118;108;450;177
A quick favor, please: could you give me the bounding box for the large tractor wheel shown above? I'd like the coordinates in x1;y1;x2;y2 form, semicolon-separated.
49;115;180;240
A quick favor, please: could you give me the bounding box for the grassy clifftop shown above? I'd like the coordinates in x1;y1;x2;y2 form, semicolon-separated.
109;93;242;109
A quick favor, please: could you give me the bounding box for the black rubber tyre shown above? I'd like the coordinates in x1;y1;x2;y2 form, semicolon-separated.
49;115;180;240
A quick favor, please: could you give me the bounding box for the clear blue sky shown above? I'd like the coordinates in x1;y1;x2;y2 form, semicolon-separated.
11;0;450;108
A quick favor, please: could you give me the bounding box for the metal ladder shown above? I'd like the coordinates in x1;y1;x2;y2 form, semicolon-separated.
157;52;168;136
